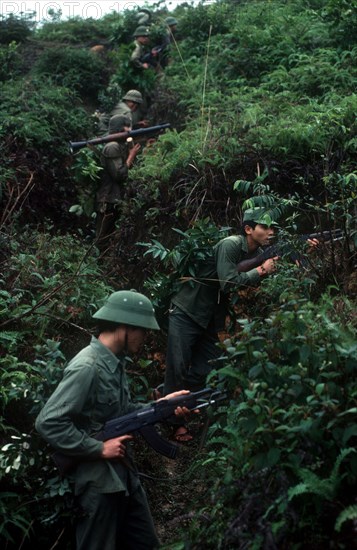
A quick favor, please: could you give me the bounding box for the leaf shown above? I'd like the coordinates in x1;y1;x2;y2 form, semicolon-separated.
335;505;357;533
342;425;357;445
267;447;281;467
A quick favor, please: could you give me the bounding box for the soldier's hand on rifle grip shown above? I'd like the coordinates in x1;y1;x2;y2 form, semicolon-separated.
258;256;279;276
101;434;134;459
306;238;320;253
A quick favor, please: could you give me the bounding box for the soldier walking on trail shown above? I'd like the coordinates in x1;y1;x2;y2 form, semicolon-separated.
35;289;192;550
95;115;140;257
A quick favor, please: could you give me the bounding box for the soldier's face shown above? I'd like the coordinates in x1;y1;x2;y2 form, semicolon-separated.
127;101;138;111
125;327;147;353
246;224;275;247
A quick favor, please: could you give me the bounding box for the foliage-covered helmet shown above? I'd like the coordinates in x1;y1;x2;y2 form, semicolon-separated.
165;17;178;26
134;26;150;37
108;115;131;134
136;9;152;25
93;290;160;330
243;207;279;227
122;90;143;104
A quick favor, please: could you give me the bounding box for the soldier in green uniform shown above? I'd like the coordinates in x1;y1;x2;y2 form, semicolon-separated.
163;208;279;440
130;26;159;70
95;114;141;256
97;90;148;136
35;289;191;550
159;16;178;68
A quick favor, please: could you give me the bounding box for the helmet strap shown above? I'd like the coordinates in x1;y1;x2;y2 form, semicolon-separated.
124;329;129;354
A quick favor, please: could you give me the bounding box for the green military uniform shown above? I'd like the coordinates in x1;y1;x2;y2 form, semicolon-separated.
110;100;144;130
131;39;149;69
97;91;145;135
159;17;178;68
95;115;131;254
130;26;159;70
97;103;131;136
97;141;128;204
36;289;161;549
173;235;261;331
164;234;262;396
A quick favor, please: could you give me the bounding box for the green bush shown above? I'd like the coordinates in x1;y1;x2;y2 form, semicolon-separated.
0;14;34;44
0;78;90;156
1;1;357;547
33;47;108;99
0;42;22;81
108;44;158;98
34;16;111;44
181;287;357;548
177;2;232;44
322;0;357;47
0;229;113;547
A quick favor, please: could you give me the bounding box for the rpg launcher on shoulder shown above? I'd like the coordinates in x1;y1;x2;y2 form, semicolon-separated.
52;387;224;476
237;228;344;273
69;122;171;153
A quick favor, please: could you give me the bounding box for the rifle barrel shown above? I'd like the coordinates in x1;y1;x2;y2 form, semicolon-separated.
236;229;343;273
69;123;171;153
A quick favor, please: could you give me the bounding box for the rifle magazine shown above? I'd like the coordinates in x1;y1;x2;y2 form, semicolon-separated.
139;425;179;459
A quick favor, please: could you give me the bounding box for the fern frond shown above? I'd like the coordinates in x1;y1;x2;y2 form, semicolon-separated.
335;504;357;532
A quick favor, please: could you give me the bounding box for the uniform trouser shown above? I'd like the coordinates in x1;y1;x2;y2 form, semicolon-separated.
76;484;160;550
163;306;219;401
95;203;118;255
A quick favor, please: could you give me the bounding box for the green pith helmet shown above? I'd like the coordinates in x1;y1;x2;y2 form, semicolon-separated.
93;290;160;330
134;26;150;37
243;207;279;227
123;90;143;104
108;114;131;134
165;16;178;26
136;9;152;26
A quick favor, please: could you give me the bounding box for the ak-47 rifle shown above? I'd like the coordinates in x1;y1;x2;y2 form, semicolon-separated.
52;387;224;476
69;122;171;153
237;229;344;273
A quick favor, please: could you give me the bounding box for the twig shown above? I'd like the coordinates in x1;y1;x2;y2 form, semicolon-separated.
0;172;35;228
0;241;98;329
201;25;212;153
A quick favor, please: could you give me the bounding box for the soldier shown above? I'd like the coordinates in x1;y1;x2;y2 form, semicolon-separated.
35;289;192;550
97;90;148;136
130;26;159;70
162;17;178;50
112;90;148;128
155;16;178;69
163;208;279;441
95;115;140;256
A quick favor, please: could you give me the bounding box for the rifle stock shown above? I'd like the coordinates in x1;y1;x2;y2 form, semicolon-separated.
52;387;224;475
237;229;343;273
69;123;171;153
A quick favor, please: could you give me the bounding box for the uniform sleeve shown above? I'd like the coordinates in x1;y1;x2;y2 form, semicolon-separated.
102;143;128;182
215;238;261;293
35;363;103;458
130;42;145;68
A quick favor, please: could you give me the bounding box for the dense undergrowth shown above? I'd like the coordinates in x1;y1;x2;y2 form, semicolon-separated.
0;0;356;548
